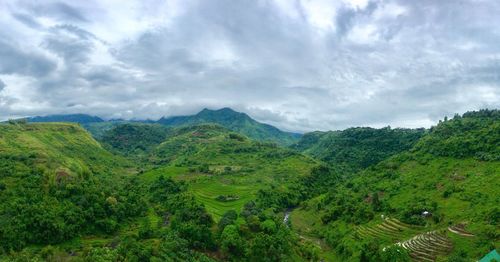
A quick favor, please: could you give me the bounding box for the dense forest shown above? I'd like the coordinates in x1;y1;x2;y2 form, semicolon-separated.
0;109;498;261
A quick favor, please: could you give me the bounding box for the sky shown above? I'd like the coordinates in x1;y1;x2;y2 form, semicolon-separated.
0;0;499;132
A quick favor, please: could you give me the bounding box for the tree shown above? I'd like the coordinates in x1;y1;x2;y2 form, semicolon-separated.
372;193;381;211
218;210;238;232
138;219;153;239
220;225;244;257
261;219;277;234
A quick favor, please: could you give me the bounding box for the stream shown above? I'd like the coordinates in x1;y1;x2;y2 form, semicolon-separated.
283;208;292;225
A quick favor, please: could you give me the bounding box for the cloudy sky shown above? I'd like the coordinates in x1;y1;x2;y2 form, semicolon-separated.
0;0;499;132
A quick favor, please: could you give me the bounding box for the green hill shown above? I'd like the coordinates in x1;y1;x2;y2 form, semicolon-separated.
293;127;425;171
158;108;301;146
0;122;145;252
0;122;129;174
100;123;171;157
139;124;318;219
413;109;499;160
289;110;500;261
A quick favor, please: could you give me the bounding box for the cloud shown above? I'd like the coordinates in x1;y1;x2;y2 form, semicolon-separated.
0;0;499;132
28;2;88;22
0;79;5;91
0;40;57;77
12;12;42;29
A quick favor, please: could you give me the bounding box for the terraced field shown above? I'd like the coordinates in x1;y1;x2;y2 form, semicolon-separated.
395;230;453;262
448;223;475;237
189;177;258;220
140;167;262;221
357;219;473;261
356;218;420;241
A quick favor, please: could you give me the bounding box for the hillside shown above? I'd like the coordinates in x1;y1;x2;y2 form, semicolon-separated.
0;122;129;174
0;122;327;261
100;123;171;157
157;108;301;146
293;127;425;171
0;122;145;252
138;124;319;219
413;109;499;161
289;110;500;261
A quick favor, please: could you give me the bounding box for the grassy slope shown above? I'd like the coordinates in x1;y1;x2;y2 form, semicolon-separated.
140;124;318;220
0;122;130;175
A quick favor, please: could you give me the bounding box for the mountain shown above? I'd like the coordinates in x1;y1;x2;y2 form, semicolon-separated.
26;113;104;124
290;109;500;261
157;108;301;146
293;127;426;171
22;108;301;146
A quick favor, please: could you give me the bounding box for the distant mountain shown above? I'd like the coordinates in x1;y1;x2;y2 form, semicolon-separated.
27;114;104;124
157;108;301;146
21;108;300;146
293;126;426;171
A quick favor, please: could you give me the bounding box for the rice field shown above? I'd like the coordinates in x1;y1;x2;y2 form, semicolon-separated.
140;166;264;221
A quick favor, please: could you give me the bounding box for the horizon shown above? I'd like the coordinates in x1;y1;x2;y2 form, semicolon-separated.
11;106;495;133
1;0;499;132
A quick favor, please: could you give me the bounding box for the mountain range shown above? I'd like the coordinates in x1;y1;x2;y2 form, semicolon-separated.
22;108;300;146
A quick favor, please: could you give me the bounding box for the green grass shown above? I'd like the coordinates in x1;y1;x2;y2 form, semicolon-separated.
139;166;190;183
0;122;130;176
190;177;258;220
141;166;261;221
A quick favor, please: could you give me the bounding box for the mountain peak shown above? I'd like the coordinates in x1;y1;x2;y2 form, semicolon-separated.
198;107;240;115
158;108;299;145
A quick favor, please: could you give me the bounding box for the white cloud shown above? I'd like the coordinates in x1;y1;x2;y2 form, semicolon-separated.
0;0;499;132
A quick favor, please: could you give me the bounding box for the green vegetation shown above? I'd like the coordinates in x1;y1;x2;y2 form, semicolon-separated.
100;123;171;158
293;126;425;171
0;122;144;252
135;124;319;220
0;121;318;260
289;110;500;261
413;109;499;161
157;107;301;146
1;109;498;261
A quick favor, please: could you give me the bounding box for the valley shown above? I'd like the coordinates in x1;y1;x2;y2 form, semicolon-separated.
0;108;498;261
